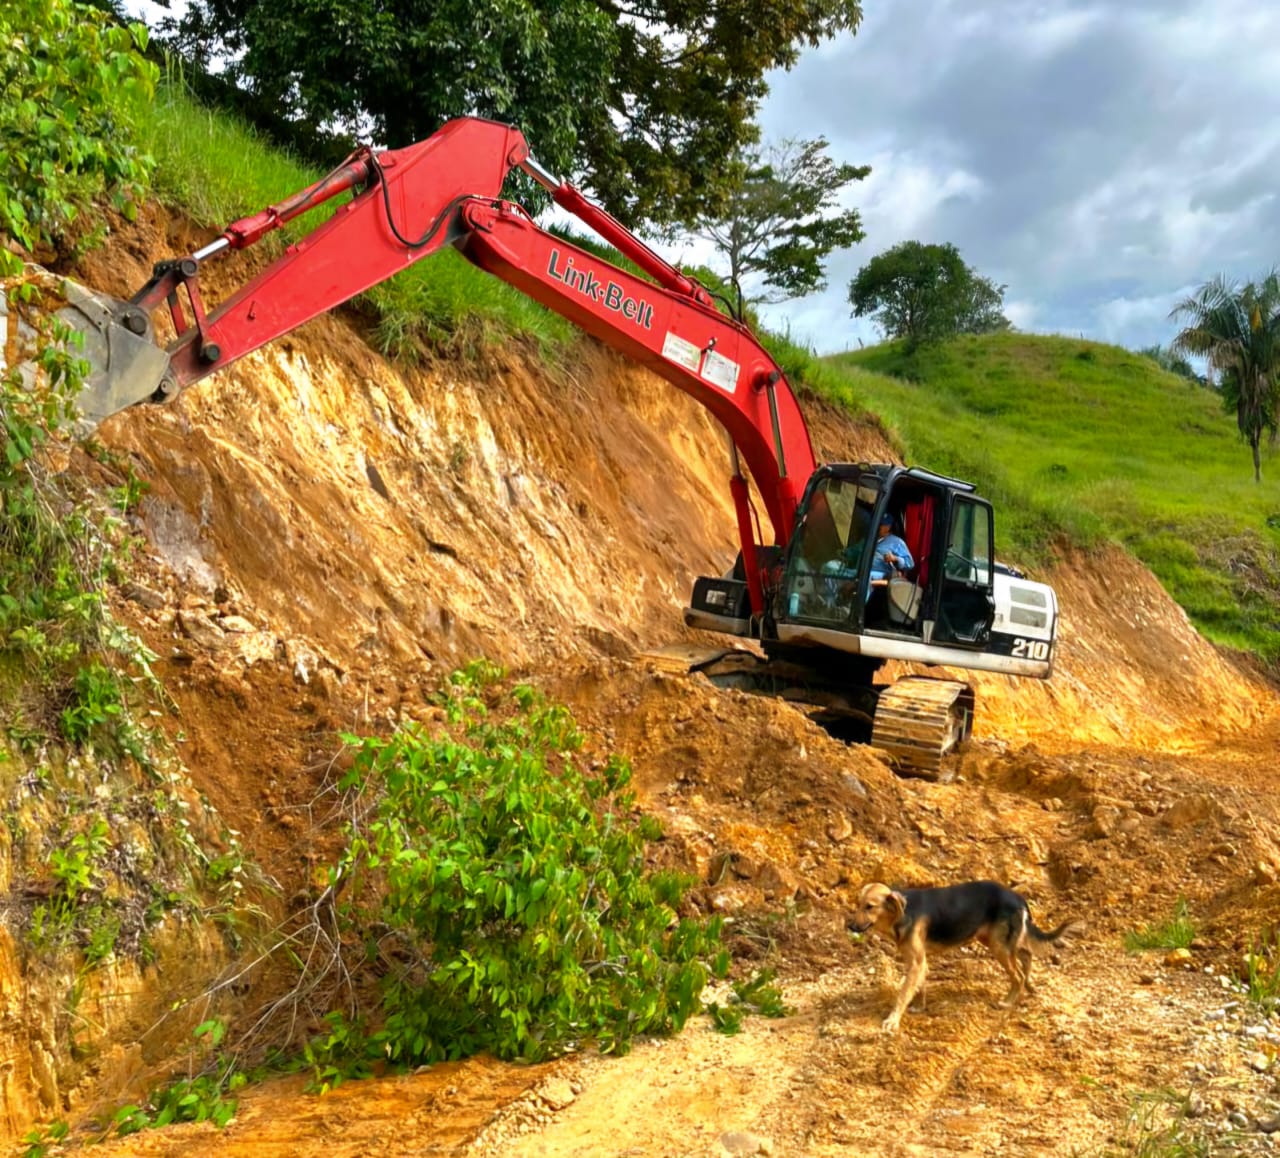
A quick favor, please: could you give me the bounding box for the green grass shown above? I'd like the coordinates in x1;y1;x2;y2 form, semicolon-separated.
135;77;575;359
1123;899;1198;953
1244;928;1280;1011
827;335;1280;664
1092;1089;1216;1158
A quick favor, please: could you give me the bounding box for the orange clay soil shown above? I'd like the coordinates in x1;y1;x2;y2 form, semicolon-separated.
33;207;1280;1156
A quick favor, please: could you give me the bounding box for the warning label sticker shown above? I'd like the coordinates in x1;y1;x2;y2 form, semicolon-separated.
662;332;701;372
701;349;739;394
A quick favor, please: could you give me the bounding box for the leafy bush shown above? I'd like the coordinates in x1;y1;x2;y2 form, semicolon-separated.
0;0;156;252
328;662;725;1064
111;1020;242;1136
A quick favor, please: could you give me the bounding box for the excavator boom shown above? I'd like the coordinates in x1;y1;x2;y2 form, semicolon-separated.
61;115;815;613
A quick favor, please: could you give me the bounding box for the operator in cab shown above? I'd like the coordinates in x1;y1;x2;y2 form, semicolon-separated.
870;511;913;582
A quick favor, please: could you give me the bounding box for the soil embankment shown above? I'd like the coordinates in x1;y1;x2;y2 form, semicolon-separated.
30;209;1280;1155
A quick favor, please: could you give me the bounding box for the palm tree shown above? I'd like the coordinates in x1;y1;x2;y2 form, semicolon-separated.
1170;272;1280;482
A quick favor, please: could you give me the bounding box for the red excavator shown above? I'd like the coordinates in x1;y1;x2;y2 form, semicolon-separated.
32;116;1057;775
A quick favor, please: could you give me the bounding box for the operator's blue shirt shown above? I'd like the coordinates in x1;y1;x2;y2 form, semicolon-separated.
870;533;913;579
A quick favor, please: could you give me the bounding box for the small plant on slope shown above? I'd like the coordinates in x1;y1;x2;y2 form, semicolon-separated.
1123;899;1197;954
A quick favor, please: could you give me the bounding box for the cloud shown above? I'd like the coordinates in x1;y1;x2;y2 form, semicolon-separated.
755;0;1280;353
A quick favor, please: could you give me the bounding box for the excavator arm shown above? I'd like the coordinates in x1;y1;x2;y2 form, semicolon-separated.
56;115;816;616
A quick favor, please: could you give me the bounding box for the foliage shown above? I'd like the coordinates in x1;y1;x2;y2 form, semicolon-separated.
848;241;1011;350
1170;271;1280;483
1243;927;1280;1011
1;0;163;746
1092;1088;1217;1158
111;1020;243;1136
836;334;1280;667
705;967;792;1034
162;0;863;227
1137;344;1202;385
0;0;157;252
1123;899;1196;954
690;138;868;305
324;661;726;1065
20;1119;68;1158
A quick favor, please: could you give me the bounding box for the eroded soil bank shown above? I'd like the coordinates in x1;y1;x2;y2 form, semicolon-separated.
16;209;1280;1155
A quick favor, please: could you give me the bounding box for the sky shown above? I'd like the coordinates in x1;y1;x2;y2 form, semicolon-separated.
121;0;1280;357
741;0;1280;353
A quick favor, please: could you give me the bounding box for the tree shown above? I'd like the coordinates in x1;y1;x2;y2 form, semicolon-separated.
165;0;863;229
691;138;869;305
848;241;1010;349
1137;344;1202;384
1170;272;1280;482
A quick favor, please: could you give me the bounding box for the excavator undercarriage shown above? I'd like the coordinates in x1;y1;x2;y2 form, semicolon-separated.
642;645;973;780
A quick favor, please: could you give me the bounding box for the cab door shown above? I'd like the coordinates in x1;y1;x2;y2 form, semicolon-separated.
933;498;995;645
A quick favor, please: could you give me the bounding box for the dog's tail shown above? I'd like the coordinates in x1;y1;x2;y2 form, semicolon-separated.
1025;916;1085;955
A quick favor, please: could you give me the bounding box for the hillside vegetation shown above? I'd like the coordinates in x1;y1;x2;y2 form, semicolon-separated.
833;336;1280;665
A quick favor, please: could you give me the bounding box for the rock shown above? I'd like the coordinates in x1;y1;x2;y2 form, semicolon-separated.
1138;972;1157;985
1257;1116;1280;1134
709;886;750;914
1255;861;1278;886
123;581;166;610
229;630;278;667
539;1078;576;1111
178;609;227;649
218;614;257;633
720;1132;769;1156
1247;1052;1273;1073
827;813;853;843
285;638;320;684
1162;795;1220;830
841;773;868;799
1165;947;1192;967
1086;805;1121;840
756;861;800;901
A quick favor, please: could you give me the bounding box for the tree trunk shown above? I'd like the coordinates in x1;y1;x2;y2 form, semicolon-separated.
1252;433;1262;482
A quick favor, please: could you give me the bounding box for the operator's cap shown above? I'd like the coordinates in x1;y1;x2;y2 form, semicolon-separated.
878;511;897;529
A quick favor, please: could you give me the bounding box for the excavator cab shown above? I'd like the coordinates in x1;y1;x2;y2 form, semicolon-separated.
776;464;998;645
685;460;1056;773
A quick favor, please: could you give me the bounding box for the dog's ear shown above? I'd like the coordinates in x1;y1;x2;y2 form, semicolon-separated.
887;891;907;919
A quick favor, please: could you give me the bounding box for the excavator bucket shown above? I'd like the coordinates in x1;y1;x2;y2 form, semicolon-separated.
1;276;174;440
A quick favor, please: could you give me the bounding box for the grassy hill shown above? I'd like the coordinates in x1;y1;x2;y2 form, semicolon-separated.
133;83;1279;667
827;335;1280;664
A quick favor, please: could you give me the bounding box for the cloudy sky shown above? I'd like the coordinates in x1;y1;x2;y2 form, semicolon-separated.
741;0;1280;353
121;0;1278;357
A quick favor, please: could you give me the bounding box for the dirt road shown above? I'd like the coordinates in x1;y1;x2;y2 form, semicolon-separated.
61;700;1280;1158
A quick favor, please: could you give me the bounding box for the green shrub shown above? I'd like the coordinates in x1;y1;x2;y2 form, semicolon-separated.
0;0;157;251
1;0;160;754
327;661;725;1064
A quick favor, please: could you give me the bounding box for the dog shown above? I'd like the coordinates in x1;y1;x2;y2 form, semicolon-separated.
848;880;1082;1034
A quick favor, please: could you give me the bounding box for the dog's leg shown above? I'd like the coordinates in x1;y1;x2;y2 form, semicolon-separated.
884;927;927;1033
1017;945;1035;995
991;927;1025;1008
